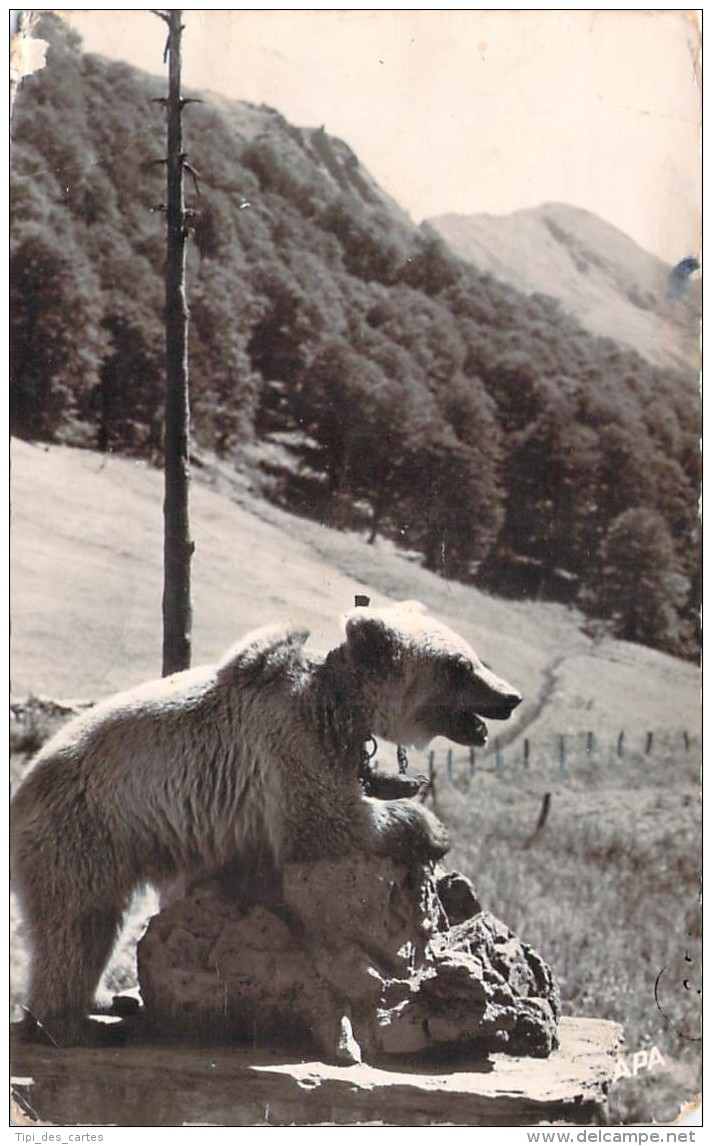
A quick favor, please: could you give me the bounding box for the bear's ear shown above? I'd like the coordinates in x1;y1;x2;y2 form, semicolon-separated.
218;624;310;678
344;613;396;670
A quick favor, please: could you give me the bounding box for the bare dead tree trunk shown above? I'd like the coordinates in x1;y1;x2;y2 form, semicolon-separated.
156;9;193;675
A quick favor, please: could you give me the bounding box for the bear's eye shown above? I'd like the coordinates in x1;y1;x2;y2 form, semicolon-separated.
444;658;473;691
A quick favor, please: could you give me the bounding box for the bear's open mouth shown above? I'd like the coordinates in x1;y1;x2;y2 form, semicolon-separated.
445;710;490;746
421;704;517;747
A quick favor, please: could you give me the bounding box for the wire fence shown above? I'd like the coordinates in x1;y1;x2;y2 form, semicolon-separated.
400;727;698;794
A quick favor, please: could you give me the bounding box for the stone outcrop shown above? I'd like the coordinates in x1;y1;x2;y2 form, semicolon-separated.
138;857;559;1063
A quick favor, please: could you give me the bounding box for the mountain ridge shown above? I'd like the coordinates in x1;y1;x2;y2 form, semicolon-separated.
428;202;700;372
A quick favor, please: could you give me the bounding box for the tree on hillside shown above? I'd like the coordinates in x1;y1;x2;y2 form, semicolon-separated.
92;310;164;455
401;232;459;295
504;394;602;576
10;224;103;440
293;340;386;503
249;268;324;430
347;373;439;543
597;421;656;523
595;508;689;651
189;266;262;454
403;430;504;579
479;351;542;432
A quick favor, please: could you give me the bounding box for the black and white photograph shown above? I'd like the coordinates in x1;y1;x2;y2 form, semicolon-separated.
9;9;701;1131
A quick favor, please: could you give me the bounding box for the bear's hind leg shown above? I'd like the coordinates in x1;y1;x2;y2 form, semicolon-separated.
24;904;124;1045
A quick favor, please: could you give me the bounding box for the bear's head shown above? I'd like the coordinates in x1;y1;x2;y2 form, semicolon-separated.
343;601;521;749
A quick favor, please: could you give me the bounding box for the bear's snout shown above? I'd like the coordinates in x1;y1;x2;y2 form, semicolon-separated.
463;662;522;719
473;690;522;720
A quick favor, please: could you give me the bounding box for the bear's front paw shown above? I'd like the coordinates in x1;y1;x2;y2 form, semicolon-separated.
416;805;451;860
374;800;450;863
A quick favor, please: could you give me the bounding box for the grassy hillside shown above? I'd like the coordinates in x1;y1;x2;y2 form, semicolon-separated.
11;439;699;728
10;439;700;1123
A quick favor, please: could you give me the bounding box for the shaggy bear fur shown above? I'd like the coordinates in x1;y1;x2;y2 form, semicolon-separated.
11;601;521;1044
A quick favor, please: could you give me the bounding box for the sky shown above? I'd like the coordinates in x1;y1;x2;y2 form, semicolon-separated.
54;10;702;265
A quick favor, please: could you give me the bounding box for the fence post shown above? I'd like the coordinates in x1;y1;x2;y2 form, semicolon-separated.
645;731;653;755
495;737;504;776
447;748;453;780
523;791;552;848
587;731;594;755
617;731;625;759
469;747;475;778
558;734;566;775
683;731;690;753
523;738;530;769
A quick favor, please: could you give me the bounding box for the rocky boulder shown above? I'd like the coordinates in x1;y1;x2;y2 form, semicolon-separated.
137;857;559;1064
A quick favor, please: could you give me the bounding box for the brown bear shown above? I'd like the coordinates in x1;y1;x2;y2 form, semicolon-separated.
11;601;521;1044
